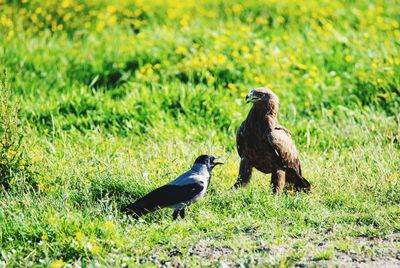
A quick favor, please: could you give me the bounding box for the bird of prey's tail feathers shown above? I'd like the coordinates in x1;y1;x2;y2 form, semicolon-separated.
294;174;311;192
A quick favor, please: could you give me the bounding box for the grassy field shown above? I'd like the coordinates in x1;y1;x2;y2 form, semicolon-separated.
1;0;399;266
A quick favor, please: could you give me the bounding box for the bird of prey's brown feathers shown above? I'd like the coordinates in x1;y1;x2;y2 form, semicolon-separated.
233;87;311;194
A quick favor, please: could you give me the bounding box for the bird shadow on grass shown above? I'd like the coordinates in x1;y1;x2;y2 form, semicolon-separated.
88;176;147;209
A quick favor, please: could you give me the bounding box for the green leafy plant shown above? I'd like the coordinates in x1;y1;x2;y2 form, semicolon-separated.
0;71;35;190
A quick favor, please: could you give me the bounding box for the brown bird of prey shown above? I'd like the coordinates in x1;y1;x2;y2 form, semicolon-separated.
233;87;310;193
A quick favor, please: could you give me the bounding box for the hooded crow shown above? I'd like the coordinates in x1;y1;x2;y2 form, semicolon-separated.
123;155;223;220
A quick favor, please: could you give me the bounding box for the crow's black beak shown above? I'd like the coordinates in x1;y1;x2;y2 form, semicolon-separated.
212;156;224;166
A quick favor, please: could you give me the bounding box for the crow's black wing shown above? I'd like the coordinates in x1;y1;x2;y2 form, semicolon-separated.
123;183;204;217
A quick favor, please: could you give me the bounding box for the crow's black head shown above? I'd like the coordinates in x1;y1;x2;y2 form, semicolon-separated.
194;154;223;170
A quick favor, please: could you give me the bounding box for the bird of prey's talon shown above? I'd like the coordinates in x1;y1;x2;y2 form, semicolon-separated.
231;182;244;190
234;87;311;193
123;155;223;220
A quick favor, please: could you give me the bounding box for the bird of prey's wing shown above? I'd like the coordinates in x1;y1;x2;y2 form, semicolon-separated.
236;124;245;158
267;126;301;175
123;183;204;217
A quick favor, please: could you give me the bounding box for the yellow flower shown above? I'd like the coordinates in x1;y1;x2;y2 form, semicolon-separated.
61;0;71;8
283;34;289;41
207;76;215;84
309;71;318;78
31;14;38;23
88;241;100;254
231;51;239;58
107;5;117;13
232;4;243;14
107;15;117;25
345;55;353;63
50;259;65;268
176;46;188;54
256;16;267;25
276;16;285;24
244;54;254;60
297;63;307;70
216;54;227;65
239;26;250;33
6;150;16;159
7;31;15;40
103;220;115;232
96;21;105;32
32;155;42;163
38;181;44;191
323;23;333;31
75;231;86;242
180;17;189;28
228;83;237;92
246;17;254;23
41;234;48;241
146;67;154;76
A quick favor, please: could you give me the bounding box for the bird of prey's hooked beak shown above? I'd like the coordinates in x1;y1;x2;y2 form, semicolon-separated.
245;90;261;103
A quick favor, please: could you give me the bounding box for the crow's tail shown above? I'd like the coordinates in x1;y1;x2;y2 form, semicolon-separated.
122;200;157;218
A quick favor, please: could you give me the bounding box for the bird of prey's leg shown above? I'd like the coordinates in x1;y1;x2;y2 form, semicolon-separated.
172;209;180;220
233;158;253;188
271;169;286;194
179;208;185;219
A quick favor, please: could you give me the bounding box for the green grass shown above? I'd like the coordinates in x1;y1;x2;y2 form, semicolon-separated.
0;0;399;266
313;249;334;261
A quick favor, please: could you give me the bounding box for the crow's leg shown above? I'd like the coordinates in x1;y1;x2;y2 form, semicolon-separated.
172;209;180;220
271;169;286;194
233;158;253;188
179;208;185;219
